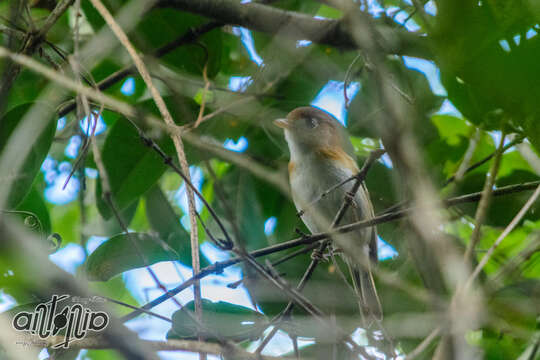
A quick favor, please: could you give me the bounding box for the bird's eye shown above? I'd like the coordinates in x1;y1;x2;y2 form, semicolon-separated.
305;117;318;129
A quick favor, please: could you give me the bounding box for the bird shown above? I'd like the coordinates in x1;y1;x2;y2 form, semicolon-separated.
274;106;382;321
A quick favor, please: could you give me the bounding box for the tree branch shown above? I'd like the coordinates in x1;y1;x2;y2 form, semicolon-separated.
159;0;432;58
22;335;289;360
120;179;540;322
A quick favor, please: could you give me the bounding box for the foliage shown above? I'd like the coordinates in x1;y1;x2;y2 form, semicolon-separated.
1;0;540;359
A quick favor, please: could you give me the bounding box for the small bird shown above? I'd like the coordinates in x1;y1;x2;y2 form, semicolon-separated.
274;106;382;320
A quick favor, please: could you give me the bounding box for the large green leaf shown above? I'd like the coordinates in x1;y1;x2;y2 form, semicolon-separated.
167;299;266;342
95;116;174;219
0;103;56;208
85;232;182;281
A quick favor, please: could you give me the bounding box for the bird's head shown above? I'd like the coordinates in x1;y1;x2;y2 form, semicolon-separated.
274;106;352;158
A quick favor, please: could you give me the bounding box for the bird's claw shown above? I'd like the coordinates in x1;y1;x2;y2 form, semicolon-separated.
310;248;326;261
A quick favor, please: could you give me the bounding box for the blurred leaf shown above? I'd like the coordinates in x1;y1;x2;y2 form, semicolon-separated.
0;103;56;208
135;9;222;78
145;185;209;267
316;4;343;19
349;58;444;139
4;70;48;112
237;174;267;250
167;299;266;342
95;116;173;219
81;350;124;360
49;200;80;245
455;165;540;227
435;0;540;146
82;199;139;238
287;341;357;360
88;276;140;317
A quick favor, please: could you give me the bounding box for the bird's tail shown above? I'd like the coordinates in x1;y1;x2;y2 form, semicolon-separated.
349;262;382;321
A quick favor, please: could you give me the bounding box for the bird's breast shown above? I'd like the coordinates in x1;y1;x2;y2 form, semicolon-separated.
289;154;356;234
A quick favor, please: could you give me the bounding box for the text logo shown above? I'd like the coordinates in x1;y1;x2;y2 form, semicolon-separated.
12;295;109;348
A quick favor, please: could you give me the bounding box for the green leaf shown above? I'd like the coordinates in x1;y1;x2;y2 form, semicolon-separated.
145;185;209;267
95;116;173;219
167;299;266;342
522;116;540;154
435;1;540;132
135;9;222;78
316;4;343;19
85;232;182;281
0;103;56;208
4;70;48;112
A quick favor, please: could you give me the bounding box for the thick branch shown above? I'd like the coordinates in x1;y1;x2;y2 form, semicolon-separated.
23;335;286;359
159;0;432;58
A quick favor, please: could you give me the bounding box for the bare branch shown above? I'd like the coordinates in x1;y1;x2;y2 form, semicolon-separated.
120;179;540;321
159;0;431;58
20;335;291;360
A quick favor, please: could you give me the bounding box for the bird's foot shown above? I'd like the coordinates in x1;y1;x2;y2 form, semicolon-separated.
310;247;325;261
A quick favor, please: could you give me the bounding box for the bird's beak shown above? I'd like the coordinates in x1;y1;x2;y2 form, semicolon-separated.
273;118;289;129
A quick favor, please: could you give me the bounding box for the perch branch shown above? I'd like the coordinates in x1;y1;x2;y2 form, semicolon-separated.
120;179;540;322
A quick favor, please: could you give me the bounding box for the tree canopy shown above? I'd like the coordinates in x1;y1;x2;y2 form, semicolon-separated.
1;0;540;359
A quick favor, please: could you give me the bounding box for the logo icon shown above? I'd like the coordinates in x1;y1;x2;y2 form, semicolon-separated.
12;295;109;348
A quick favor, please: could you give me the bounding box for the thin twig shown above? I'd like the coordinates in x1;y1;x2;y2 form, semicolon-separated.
491;235;540;284
343;52;363;109
193;61;211;128
120;179;540;322
103;296;172;323
385;135;524;214
443;135;524;187
451;128;481;184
